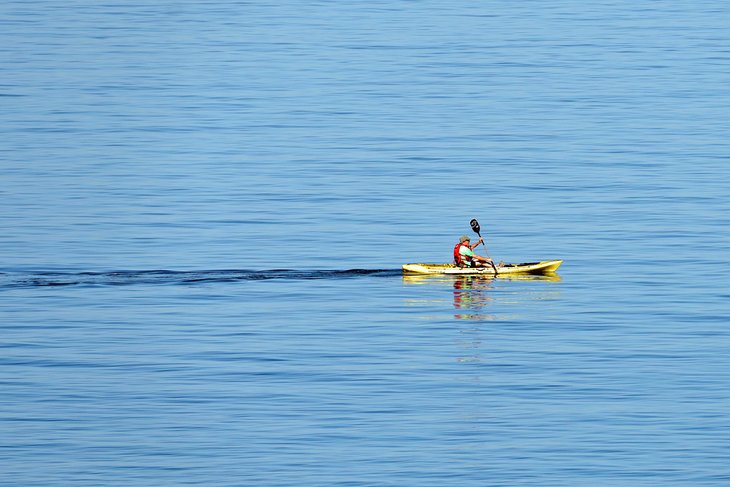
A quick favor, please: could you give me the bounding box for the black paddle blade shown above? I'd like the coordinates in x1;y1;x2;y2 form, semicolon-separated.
470;219;480;234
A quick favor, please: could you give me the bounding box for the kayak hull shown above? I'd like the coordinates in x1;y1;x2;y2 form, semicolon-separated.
402;260;562;275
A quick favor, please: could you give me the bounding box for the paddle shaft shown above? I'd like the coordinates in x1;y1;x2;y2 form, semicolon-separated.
470;219;498;275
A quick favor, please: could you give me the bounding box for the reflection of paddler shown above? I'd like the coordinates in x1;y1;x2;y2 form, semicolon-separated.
453;276;493;309
453;276;471;309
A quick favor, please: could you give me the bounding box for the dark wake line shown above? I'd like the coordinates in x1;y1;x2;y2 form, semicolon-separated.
0;269;402;290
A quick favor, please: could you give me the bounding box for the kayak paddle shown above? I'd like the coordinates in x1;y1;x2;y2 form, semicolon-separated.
469;218;498;275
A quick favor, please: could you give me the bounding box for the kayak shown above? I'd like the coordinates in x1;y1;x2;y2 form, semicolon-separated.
402;260;562;275
402;260;562;276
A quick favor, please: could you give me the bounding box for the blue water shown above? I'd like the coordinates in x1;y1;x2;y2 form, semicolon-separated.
2;1;730;485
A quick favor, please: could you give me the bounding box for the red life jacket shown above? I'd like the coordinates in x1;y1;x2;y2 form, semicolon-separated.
453;243;471;267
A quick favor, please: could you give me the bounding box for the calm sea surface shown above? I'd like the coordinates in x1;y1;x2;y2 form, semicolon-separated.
2;1;729;485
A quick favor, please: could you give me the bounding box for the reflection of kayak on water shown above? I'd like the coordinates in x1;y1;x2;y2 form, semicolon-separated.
402;260;563;276
402;272;561;285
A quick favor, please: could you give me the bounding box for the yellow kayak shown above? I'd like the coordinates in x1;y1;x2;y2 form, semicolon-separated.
402;260;562;275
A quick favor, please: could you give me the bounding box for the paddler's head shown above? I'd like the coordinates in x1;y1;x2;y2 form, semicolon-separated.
459;235;471;243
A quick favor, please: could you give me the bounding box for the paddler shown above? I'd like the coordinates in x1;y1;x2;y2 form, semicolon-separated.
454;235;494;268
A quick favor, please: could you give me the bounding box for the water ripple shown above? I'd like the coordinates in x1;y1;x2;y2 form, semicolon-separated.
0;269;401;290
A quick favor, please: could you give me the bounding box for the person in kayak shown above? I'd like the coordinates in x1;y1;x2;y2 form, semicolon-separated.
454;235;494;268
